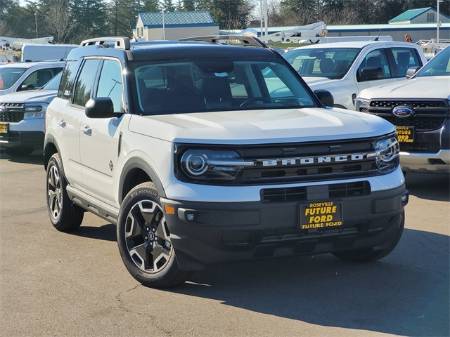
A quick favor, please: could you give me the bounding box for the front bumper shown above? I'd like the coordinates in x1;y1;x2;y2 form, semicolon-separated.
400;150;450;173
0;130;44;149
162;184;407;271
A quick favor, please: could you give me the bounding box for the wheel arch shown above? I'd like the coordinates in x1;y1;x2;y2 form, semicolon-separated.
43;135;61;169
119;157;166;203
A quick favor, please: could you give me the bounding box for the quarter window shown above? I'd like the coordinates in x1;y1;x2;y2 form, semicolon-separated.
73;59;101;107
96;60;123;113
58;60;81;99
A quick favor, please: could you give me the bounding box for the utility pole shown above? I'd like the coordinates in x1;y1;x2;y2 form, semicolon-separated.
34;11;38;38
259;0;263;38
263;0;268;39
437;0;442;43
161;9;166;40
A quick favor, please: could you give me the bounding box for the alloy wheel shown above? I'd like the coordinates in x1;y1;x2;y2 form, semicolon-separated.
47;165;63;221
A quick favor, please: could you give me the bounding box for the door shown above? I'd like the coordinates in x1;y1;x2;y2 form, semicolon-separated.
356;49;394;94
79;59;125;204
60;58;102;188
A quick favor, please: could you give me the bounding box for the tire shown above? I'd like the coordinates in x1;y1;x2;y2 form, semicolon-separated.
117;182;187;288
333;211;404;262
6;147;34;156
46;153;84;232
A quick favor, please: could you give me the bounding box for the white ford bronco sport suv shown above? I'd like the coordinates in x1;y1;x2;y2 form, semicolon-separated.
44;37;408;288
284;41;426;109
356;46;450;173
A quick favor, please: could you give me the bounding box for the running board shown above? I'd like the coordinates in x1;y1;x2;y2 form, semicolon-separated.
66;185;119;224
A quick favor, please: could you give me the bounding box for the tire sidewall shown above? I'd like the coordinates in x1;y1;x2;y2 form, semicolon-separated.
46;154;65;225
116;183;178;285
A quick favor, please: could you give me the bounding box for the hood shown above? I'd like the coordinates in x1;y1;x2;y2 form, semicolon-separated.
302;77;339;88
359;76;450;100
0;90;57;104
129;108;394;144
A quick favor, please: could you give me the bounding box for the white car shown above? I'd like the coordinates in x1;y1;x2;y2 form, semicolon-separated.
44;37;408;288
0;61;64;96
356;46;450;173
0;72;61;155
284;41;427;109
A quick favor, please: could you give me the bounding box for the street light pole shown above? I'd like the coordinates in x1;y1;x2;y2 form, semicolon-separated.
34;11;38;38
437;0;441;43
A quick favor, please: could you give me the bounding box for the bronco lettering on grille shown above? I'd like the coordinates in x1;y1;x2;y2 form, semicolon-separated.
260;153;367;167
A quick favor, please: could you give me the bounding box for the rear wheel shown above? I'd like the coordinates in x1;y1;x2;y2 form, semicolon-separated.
46;153;84;232
333;212;404;262
117;182;187;288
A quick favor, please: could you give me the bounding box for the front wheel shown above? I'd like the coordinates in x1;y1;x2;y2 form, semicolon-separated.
333;212;404;262
116;182;187;288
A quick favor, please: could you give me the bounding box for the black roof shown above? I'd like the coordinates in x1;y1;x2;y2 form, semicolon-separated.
67;41;279;63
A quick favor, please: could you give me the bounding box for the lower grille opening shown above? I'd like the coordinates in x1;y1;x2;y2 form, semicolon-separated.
261;181;370;202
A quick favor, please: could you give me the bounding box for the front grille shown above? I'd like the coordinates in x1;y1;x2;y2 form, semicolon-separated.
234;139;379;184
261;181;370;202
365;99;449;131
0;103;25;122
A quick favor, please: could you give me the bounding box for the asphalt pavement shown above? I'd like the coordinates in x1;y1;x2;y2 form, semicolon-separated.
0;151;449;337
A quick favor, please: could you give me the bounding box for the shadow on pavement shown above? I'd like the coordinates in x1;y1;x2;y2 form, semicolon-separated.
0;149;43;165
406;172;450;202
175;228;449;337
71;224;116;242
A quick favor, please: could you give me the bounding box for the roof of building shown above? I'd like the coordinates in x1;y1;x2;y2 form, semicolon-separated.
389;7;434;23
138;11;217;28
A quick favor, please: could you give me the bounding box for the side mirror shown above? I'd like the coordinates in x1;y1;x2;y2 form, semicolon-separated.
19;84;34;91
358;67;384;82
406;66;420;78
314;89;334;107
85;98;115;118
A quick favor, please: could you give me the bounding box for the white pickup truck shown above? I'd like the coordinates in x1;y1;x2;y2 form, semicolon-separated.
284;41;427;109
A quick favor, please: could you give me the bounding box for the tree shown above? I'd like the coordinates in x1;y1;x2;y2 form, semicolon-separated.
162;0;175;11
183;0;195;11
196;0;253;29
71;0;108;42
142;0;159;11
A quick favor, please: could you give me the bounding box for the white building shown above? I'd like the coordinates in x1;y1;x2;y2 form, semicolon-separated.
134;11;219;41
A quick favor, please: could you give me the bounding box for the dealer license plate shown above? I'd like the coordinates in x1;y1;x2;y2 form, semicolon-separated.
300;201;343;231
0;123;8;135
396;126;414;143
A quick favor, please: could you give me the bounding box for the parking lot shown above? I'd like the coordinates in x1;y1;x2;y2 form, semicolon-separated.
0;151;448;337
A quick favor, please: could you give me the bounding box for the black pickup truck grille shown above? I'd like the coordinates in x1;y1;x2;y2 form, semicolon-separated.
365;99;449;131
0;103;25;122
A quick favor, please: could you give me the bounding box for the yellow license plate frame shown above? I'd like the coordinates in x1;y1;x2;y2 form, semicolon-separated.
0;123;9;135
396;126;415;143
300;201;343;231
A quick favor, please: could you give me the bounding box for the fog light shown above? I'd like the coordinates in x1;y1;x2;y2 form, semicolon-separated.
401;192;409;206
185;212;195;222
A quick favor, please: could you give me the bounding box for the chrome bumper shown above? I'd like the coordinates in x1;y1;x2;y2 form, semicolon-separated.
400;150;450;173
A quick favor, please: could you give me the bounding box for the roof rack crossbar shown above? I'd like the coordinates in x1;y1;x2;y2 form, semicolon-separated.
80;37;130;50
180;35;268;48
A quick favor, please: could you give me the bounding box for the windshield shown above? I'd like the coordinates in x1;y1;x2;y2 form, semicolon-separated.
284;48;360;79
0;67;26;90
416;47;450;77
132;59;316;115
43;72;62;90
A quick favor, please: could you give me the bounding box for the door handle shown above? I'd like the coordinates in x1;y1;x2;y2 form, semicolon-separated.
83;125;92;136
57;120;66;128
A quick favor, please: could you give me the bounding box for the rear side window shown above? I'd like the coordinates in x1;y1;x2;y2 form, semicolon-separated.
358;49;391;81
58;60;81;99
96;60;123;113
72;59;101;107
390;48;422;77
19;67;62;91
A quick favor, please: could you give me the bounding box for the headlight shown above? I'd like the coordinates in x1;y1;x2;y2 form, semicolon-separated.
373;136;400;171
177;148;254;183
24;104;46;119
355;98;370;112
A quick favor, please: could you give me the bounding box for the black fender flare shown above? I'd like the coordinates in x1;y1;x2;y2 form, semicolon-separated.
118;157;166;202
43;134;62;169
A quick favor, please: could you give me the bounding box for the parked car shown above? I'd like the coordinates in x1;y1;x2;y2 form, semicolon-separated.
356;46;450;173
284;41;427;109
44;37;408;288
0;61;64;96
0;72;61;155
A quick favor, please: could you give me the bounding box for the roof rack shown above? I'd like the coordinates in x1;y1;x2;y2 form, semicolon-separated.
180;35;268;48
80;37;130;50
